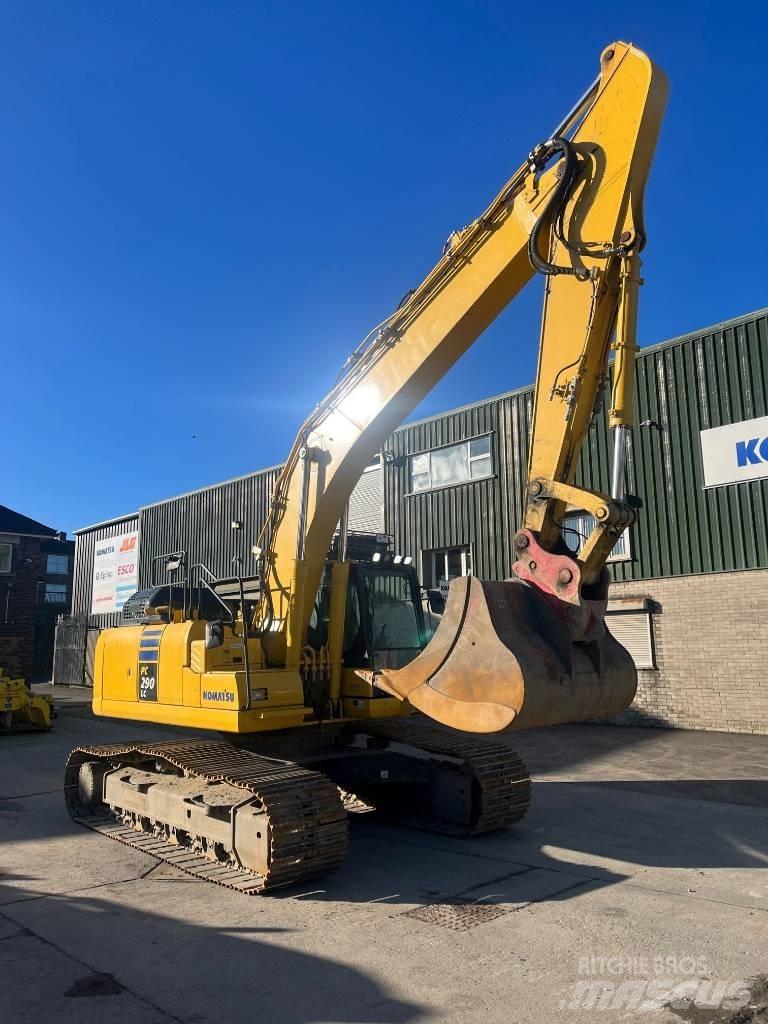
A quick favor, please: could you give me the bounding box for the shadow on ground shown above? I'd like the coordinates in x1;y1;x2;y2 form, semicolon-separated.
0;872;428;1024
2;708;767;914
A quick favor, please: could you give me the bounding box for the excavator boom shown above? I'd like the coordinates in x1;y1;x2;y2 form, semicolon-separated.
259;42;667;731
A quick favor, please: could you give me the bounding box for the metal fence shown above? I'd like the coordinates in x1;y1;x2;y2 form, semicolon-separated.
53;615;100;687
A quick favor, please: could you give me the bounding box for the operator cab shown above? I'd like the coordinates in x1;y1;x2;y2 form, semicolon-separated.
343;562;426;671
306;557;427;677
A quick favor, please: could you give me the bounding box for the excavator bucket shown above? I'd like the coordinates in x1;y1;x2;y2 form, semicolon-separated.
372;576;636;734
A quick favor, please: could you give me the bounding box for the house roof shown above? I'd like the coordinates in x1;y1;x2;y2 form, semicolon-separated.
0;504;58;538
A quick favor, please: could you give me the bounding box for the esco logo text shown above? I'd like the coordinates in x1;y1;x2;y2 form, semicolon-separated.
736;437;768;467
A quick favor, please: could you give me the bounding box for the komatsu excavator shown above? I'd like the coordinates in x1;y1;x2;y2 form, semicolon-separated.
66;42;667;893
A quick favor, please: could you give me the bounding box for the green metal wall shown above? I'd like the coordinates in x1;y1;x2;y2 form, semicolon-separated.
384;308;768;582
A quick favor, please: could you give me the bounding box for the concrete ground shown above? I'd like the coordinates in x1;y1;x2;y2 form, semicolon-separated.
1;698;767;1024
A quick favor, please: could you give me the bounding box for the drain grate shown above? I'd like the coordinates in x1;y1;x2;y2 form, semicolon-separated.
400;898;514;931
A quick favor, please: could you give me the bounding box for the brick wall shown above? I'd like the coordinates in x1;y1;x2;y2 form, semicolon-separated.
609;568;768;734
34;537;75;678
0;536;42;679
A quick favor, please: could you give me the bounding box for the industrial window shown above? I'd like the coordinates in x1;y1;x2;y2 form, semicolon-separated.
562;511;630;562
410;435;492;493
46;554;69;574
43;583;68;604
0;543;11;574
422;545;473;592
606;609;655;669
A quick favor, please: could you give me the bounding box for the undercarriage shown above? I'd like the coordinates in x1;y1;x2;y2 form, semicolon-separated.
65;718;531;893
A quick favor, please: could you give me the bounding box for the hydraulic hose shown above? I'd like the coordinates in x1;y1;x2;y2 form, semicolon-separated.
527;136;631;278
527;138;584;277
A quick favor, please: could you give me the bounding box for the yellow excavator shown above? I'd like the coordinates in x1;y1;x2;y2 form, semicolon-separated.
66;42;667;893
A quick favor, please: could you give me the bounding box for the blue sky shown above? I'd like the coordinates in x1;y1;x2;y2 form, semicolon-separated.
4;2;767;534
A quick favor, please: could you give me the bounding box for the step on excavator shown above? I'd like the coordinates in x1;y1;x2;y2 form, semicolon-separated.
66;42;667;893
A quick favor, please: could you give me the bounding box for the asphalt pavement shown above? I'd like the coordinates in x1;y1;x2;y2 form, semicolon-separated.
2;697;767;1024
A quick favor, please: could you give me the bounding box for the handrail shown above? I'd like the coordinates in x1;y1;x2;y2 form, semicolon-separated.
196;577;236;623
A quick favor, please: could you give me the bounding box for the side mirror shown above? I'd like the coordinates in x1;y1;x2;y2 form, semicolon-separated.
205;620;224;649
427;590;446;616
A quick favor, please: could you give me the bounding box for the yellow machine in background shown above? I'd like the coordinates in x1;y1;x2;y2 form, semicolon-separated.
66;42;667;893
1;669;53;732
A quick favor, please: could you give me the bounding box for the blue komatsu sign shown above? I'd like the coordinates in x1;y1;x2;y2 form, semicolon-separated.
736;437;768;467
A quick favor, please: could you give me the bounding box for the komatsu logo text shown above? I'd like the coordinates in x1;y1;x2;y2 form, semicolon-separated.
735;437;768;467
701;415;768;487
202;690;236;703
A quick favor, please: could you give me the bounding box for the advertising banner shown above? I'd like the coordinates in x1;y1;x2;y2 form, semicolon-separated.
90;531;140;615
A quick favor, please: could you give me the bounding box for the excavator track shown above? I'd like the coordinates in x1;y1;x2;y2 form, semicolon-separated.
64;739;348;894
351;717;531;836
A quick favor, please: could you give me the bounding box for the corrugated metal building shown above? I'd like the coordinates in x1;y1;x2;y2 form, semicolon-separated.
383;307;768;733
65;463;383;685
137;466;282;592
385;307;768;583
64;308;768;733
72;514;141;631
71;465;377;627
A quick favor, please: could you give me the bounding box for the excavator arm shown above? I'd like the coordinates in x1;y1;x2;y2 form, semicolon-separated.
257;42;667;731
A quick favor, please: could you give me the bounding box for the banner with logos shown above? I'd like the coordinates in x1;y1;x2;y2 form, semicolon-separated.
90;531;140;615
